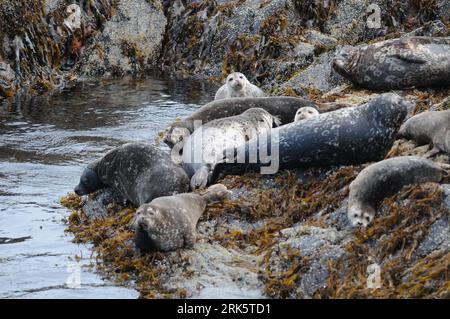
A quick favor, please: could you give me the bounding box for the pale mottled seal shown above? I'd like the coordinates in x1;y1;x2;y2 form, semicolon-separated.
215;72;265;100
332;36;450;90
208;93;409;184
182;108;279;189
162;96;315;148
348;156;450;227
74;143;189;206
133;184;231;252
294;106;319;122
398;110;450;158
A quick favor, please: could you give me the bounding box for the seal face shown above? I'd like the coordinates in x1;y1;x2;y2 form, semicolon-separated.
162;96;316;148
348;156;449;227
332;36;450;90
132;184;230;252
398;110;450;158
214;72;265;100
294;107;319;122
74;143;190;206
182;108;279;189
210;93;410;183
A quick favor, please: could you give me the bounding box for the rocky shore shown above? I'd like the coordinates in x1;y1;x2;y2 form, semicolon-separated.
6;0;448;298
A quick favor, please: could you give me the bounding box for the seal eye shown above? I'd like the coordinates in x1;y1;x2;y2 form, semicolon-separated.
365;216;371;222
228;78;233;81
239;76;243;79
353;214;358;218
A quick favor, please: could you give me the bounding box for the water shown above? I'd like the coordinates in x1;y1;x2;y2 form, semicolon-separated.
0;77;216;298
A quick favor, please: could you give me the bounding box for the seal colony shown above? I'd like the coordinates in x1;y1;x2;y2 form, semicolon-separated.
71;38;449;260
162;96;315;148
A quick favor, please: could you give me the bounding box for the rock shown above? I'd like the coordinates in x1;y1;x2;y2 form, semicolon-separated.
81;188;126;219
0;61;16;98
302;29;338;50
280;50;348;96
416;215;450;257
78;0;166;77
402;20;448;37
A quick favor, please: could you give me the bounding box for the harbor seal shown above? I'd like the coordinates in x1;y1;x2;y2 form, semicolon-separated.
74;143;190;206
162;97;315;148
208;93;409;184
133;184;231;252
214;72;265;100
181;108;280;189
294;107;320;122
332;36;450;90
348;156;450;227
398;110;450;158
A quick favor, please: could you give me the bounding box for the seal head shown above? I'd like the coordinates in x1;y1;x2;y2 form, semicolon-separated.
74;166;103;196
294;107;319;122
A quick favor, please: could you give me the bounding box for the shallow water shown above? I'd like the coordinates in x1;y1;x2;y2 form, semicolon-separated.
0;77;216;298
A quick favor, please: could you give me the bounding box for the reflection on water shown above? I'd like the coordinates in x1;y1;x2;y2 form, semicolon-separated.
0;77;216;298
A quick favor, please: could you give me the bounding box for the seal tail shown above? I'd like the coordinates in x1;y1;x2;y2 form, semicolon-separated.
200;184;231;204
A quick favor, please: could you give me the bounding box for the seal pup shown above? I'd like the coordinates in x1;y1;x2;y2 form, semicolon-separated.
208;93;409;185
214;72;265;100
182;108;280;189
74;143;190;206
294;106;320;122
348;156;450;227
133;184;231;252
163;96;315;148
398;110;450;158
332;36;450;90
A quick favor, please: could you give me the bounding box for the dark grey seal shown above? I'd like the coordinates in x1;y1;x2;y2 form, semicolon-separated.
348;156;450;227
74;143;190;206
208;93;410;184
133;184;231;252
398;110;450;158
332;36;450;90
162;96;316;148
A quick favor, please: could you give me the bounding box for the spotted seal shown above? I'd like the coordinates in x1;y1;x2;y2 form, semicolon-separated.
398;110;450;158
181;108;280;189
214;72;265;100
208;93;410;184
133;184;231;252
332;36;450;90
74;143;189;206
348;156;450;227
294;106;320;122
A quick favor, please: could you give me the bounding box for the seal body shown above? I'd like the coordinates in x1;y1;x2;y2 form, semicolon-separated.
74;143;190;206
182;108;279;189
163;96;315;148
332;36;450;90
348;156;449;227
398;110;450;157
210;93;409;183
294;107;319;122
133;184;231;252
214;72;265;100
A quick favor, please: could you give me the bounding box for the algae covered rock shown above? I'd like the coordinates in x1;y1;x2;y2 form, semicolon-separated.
78;0;167;77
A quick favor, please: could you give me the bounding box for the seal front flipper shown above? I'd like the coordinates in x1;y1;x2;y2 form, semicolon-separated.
391;52;427;64
190;165;210;190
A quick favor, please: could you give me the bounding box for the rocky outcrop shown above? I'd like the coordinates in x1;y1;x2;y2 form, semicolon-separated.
0;0;166;99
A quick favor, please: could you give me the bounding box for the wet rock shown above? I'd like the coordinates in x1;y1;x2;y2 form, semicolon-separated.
0;61;16;98
416;215;450;257
280;50;348;96
78;0;166;77
81;188;126;219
